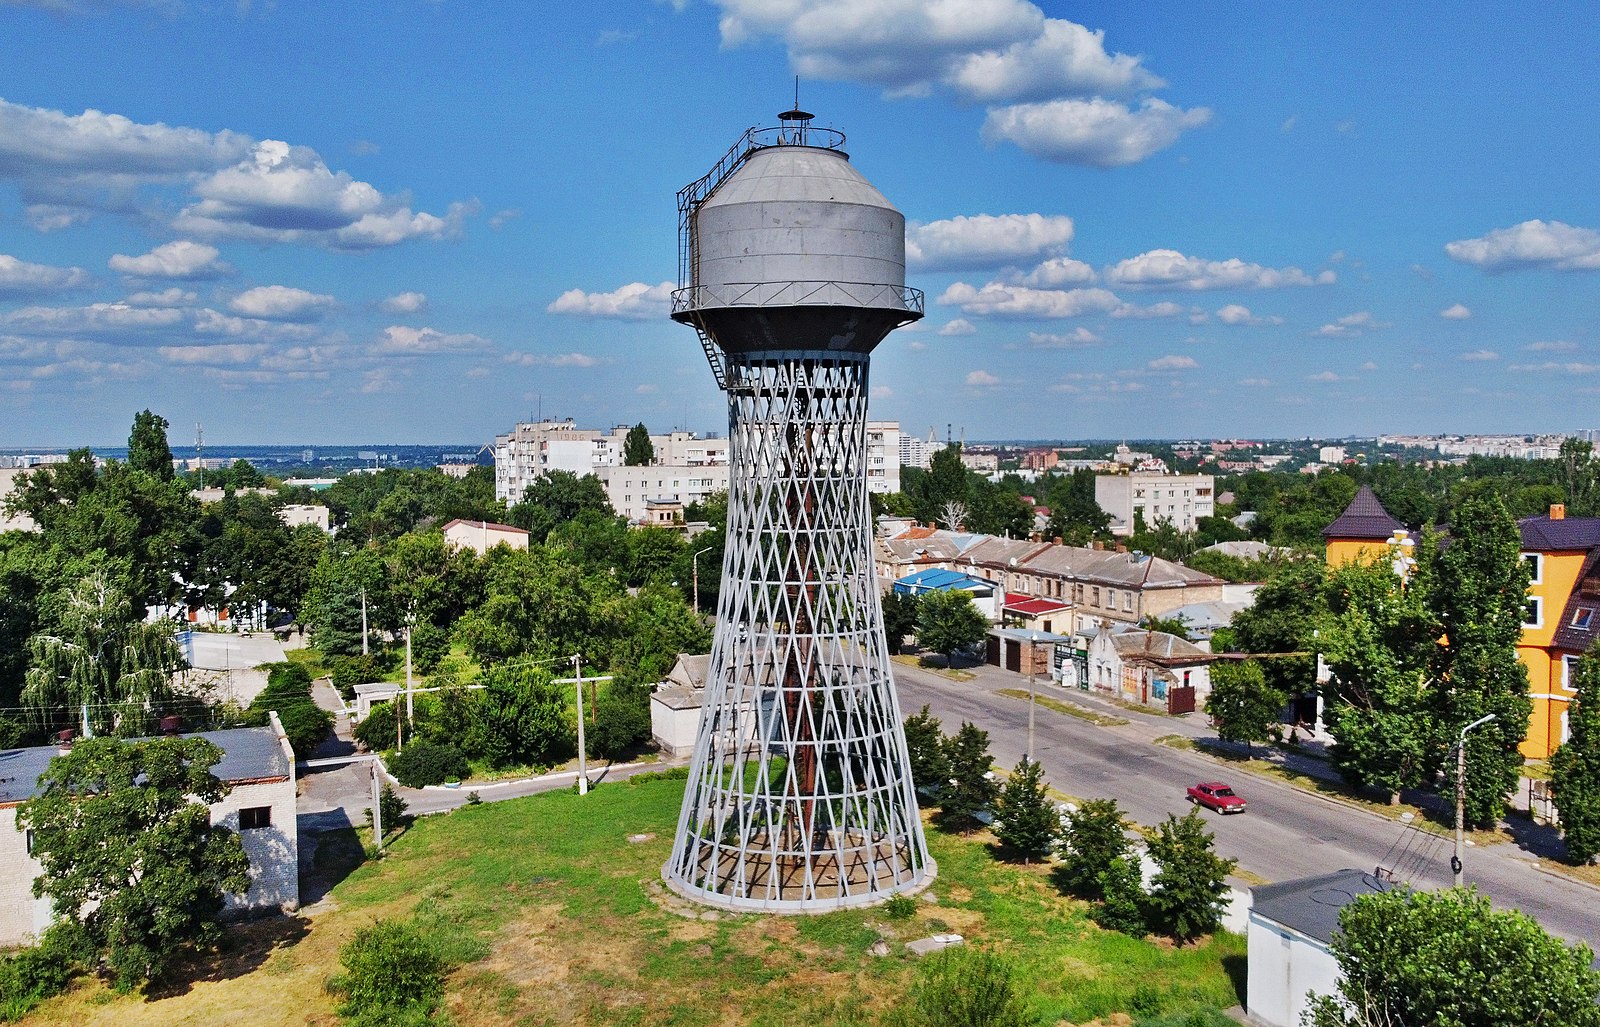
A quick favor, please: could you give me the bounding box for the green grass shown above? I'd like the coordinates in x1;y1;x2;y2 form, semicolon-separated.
26;774;1245;1027
998;688;1130;727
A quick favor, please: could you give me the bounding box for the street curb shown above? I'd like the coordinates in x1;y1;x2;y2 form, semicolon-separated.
408;756;688;792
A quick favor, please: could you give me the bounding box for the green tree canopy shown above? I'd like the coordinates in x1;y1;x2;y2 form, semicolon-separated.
902;704;950;799
508;471;614;543
18;736;250;991
1055;798;1128;900
994;757;1058;861
126;409;175;481
1552;648;1600;864
1306;887;1600;1027
1145;809;1235;944
916;589;988;668
1204;659;1287;755
938;721;999;830
623;423;655;466
1044;469;1111;546
882;589;920;655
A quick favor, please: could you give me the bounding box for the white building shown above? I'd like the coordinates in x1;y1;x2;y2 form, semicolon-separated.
1318;446;1347;464
0;723;299;946
899;427;938;471
0;468;36;533
866;421;901;495
279;504;330;532
1095;471;1215;536
598;465;728;522
1246;870;1391;1027
441;518;530;554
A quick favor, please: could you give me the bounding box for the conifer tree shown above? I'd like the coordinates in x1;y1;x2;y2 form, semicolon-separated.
994;756;1058;861
1552;650;1600;864
938;721;999;830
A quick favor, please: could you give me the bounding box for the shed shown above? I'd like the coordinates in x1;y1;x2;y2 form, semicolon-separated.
1246;869;1391;1027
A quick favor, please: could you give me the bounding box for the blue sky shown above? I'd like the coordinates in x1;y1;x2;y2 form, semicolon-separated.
1;1;1598;446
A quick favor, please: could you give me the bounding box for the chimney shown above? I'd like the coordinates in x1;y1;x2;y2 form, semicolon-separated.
1551;504;1566;521
56;728;75;755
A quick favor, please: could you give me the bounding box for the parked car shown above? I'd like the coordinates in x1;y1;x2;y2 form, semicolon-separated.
1187;781;1247;814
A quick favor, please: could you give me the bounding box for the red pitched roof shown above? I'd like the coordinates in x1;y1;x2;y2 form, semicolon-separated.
1003;592;1072;616
1322;485;1405;540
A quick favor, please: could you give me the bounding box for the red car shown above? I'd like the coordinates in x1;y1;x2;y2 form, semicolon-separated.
1188;781;1247;814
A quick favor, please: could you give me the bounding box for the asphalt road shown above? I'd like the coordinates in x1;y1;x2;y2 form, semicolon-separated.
892;659;1600;946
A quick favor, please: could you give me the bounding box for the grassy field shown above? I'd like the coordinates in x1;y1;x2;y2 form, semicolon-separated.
23;775;1244;1027
998;688;1130;728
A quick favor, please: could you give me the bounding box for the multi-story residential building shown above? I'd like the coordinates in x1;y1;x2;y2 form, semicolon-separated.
598;465;728;522
1095;471;1215;536
899;428;938;471
866;421;902;495
960;451;999;473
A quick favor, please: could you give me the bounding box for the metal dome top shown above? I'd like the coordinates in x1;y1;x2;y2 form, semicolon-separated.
696;144;897;212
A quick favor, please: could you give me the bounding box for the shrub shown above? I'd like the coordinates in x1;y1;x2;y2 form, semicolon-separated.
328;652;391;698
1056;799;1129;900
273;701;334;760
994;757;1058;861
265;661;313;692
0;921;93;1020
332;919;444;1021
903;706;950;802
890;947;1039;1027
249;664;333;759
354;700;401;752
1145;810;1235;944
1091;855;1148;937
883;894;918;920
588;680;652;759
388;740;468;788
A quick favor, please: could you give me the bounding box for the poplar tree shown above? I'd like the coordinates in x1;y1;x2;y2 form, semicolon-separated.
1552;650;1600;864
126;409;175;481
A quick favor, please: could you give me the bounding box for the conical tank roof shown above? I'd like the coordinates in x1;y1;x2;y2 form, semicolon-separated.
699;144;898;212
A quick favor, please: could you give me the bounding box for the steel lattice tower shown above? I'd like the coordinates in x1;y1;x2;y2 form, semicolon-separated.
663;110;934;911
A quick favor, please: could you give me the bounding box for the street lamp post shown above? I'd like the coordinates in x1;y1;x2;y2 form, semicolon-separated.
691;544;716;616
1454;712;1497;887
1026;632;1038;762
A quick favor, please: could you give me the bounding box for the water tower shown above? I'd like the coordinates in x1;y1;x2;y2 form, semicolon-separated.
663;109;934;911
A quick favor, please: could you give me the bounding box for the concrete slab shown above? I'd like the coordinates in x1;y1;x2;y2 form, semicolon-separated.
905;933;964;956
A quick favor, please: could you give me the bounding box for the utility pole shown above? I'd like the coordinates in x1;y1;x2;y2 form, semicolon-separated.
573;654;588;796
370;758;384;850
1026;632;1037;762
360;588;369;656
1454;713;1497;887
692;544;716;616
405;619;414;727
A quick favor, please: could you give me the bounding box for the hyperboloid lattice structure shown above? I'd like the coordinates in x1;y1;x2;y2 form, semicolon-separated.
663;110;934;911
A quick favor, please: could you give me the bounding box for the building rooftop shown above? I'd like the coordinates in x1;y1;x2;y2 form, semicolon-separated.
1554;548;1600;654
1322;485;1406;541
440;518;528;535
1109;629;1212;664
1250;868;1392;945
1519;511;1600;552
0;726;289;806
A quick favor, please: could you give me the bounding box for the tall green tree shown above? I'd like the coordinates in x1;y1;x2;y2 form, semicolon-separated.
1552;649;1600;864
302;544;392;657
18;736;250;991
1230;558;1325;711
126;409;175;481
1204;659;1287;755
916;589;988;668
904;444;970;528
623;423;655;466
1320;555;1440;801
882;589;920;655
994;757;1058;861
1144;809;1236;944
1044;469;1111;546
902;705;950;799
21;570;186;737
508;471;613;543
1430;492;1532;827
1305;887;1600;1027
938;721;999;830
1055;798;1128;900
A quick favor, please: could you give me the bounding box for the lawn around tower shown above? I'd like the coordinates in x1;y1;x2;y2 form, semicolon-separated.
20;772;1244;1026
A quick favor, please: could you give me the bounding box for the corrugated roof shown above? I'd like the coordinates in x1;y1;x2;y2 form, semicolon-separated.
1321;486;1405;540
895;568;997;594
1250;869;1391;944
1002;593;1072;616
1110;629;1212;664
1519;513;1600;552
440;518;528;536
0;726;288;806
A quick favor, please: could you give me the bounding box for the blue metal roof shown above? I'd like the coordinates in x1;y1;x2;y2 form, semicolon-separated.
893;568;996;595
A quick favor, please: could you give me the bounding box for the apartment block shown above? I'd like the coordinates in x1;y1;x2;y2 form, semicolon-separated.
1095;471;1215;536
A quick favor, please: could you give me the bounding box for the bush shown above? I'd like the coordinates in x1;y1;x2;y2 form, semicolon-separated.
328;652;392;698
1056;799;1129;900
273;701;334;759
332;919;444;1021
249;667;332;759
588;680;652;759
1092;855;1148;937
883;894;918;920
889;947;1039;1027
388;740;468;788
354;700;401;752
265;661;313;692
0;921;93;1020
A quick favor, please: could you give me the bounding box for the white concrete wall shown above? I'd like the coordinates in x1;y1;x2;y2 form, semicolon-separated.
0;807;53;945
1246;914;1341;1027
650;698;701;758
212;776;300;914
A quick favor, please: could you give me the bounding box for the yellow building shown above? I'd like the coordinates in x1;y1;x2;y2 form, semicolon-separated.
1322;485;1408;567
1516;505;1600;758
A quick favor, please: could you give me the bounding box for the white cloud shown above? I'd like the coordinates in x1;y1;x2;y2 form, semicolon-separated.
982;97;1210;167
1147;354;1197;371
370;325;491;355
906;213;1073;271
1360;361;1378;371
938;318;977;336
965;369;1001;386
949;18;1163;101
228;285;335;321
1107;249;1334;290
24;204;92;232
1509;361;1600;374
1280;115;1297;133
871;384;894;398
1315;311;1387;338
157;343;270;365
192;308;319;342
1439;303;1472;320
108;240;231;279
635;383;658;394
905;339;928;351
380;291;428;314
175;140;470;250
1308;370;1344;382
5;301;184;338
1217;303;1259;325
1110;300;1186;319
1459;350;1499;362
1525;340;1577;353
0;254;91;296
1020;256;1096;287
489;208;521;229
125;288;195;307
939;281;1120;318
0;97;251;180
547;281;673;320
1445;220;1600;272
1028;327;1100;348
1239;377;1273;387
503;351;602;368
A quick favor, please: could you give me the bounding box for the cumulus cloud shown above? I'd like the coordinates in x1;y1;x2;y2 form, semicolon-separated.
636;383;658;394
1315;311;1387;338
1509;361;1600;374
1110;300;1186;319
938;318;977;336
1020;256;1096;287
192;308;319;342
380;291;428;314
1216;303;1276;326
504;351;603;368
965;369;1001;386
370;325;491;355
547;281;673;320
1525;340;1577;353
905;213;1073;271
108;240;231;279
24;204;92;232
125;287;195;307
1445;220;1600;272
939;281;1120;318
709;2;1202;166
1459;350;1499;362
0;97;251;180
157;343;270;365
4;301;184;338
1107;249;1334;290
0;254;91;296
1147;354;1197;371
1029;327;1100;348
981;97;1211;167
227;285;335;321
1439;303;1472;320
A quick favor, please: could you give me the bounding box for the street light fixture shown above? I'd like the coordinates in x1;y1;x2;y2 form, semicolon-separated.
1453;712;1497;887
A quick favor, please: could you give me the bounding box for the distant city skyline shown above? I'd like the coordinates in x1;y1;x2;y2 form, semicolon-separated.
2;4;1597;444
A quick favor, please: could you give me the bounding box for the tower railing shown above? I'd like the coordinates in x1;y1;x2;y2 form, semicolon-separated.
671;281;924;315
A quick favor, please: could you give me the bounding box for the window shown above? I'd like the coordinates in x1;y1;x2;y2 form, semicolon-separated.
1574;608;1595;630
1107;588;1118;609
1124;592;1134;612
24;830;34;856
239;806;272;830
1091;587;1101;607
1566;655;1582;691
1525;553;1543;584
1525;596;1543;629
